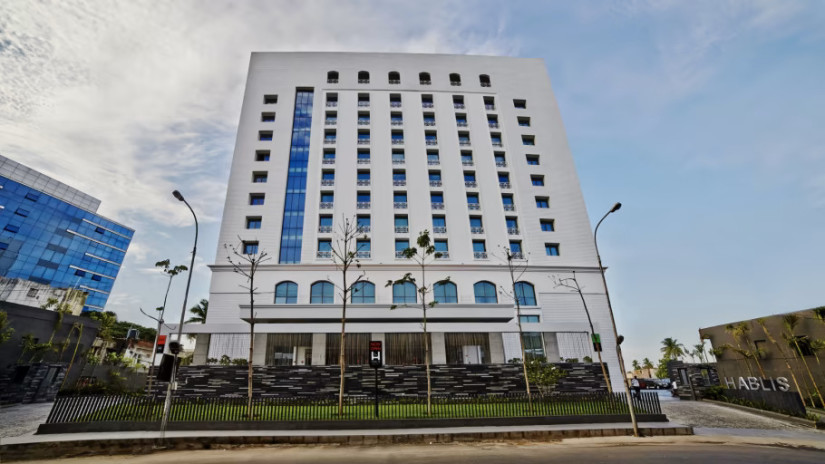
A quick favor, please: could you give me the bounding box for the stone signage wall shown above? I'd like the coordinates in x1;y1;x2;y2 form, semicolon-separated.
150;363;607;398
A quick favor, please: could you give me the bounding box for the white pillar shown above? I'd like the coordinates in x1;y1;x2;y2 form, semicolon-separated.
489;333;505;364
192;334;210;365
431;332;447;364
543;332;560;362
311;333;327;365
252;333;267;366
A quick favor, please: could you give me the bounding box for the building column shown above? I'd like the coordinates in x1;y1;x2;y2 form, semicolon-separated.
252;333;267;366
543;332;560;362
431;332;447;364
311;333;326;365
192;334;210;365
489;333;505;364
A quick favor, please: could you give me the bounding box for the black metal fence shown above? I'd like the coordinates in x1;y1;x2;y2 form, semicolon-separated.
45;391;661;424
720;388;807;418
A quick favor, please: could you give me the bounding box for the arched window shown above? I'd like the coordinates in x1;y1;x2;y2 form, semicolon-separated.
514;282;536;306
274;281;298;304
479;74;491;87
327;70;339;83
473;281;497;303
388;71;400;84
419;72;431;84
449;73;461;86
358;71;370;83
392;282;417;304
310;281;334;304
351;281;375;303
433;281;457;303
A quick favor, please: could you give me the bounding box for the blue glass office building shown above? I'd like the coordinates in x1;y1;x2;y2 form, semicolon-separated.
0;155;133;312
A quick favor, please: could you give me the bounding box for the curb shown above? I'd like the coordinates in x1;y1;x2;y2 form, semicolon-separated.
0;425;692;462
702;399;817;428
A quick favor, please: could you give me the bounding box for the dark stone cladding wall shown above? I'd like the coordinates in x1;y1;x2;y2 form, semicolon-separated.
0;363;66;405
150;363;607;398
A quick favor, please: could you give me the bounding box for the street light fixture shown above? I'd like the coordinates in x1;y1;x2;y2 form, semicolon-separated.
160;190;198;436
594;202;639;437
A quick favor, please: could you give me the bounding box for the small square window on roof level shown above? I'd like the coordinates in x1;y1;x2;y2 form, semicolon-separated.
243;241;259;255
256;150;270;161
545;243;560;256
514;99;526;109
264;95;278;104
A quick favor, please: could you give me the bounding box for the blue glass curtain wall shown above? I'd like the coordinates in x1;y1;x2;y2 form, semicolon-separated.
279;90;314;263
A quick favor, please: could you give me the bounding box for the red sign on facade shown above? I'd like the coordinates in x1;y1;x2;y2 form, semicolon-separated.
369;341;382;352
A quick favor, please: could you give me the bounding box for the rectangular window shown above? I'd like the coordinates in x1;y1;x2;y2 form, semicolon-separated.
483;96;495;109
319;216;333;227
14;208;30;217
395;239;410;252
455;114;467;126
494;153;506;165
463;172;476;182
249;194;265;205
432;216;446;228
522;135;535;146
323;150;336;161
357;150;370;161
94;226;105;234
431;193;444;203
252;172;268;183
246;217;262;229
357;192;370;203
466;193;479;204
320;192;334;202
429;171;441;181
393;170;406;181
518;117;531;127
357;171;370;180
520;315;540;323
91;274;102;282
394;192;407;203
318;239;332;252
434;240;448;253
243;241;259;255
472;240;486;252
506;218;518;229
461;152;473;164
498;173;510;183
536;197;549;208
522;333;544;357
357;112;369;124
24;192;40;202
261;112;275;122
74;269;86;277
0;242;8;251
531;175;544;186
259;131;273;141
264;94;278;104
501;195;514;205
256;150;270;161
545;243;560;256
469;217;482;228
357;215;370;229
427;151;439;163
357;239;371;253
278;90;314;264
4;225;19;233
322;171;335;180
540;219;555;232
514;99;527;109
526;155;540;165
509;241;522;253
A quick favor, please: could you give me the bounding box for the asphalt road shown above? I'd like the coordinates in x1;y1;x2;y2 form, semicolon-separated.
20;442;825;463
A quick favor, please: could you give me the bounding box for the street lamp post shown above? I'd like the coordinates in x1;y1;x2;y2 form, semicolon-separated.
160;190;198;436
594;202;639;437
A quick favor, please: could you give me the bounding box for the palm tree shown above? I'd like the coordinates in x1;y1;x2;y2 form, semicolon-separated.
693;341;707;363
754;317;807;405
632;359;640;371
642;358;654;370
782;314;824;408
186;299;208;323
724;324;754;376
660;337;686;360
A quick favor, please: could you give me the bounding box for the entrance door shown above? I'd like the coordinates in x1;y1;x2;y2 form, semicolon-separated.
462;345;482;364
296;346;312;365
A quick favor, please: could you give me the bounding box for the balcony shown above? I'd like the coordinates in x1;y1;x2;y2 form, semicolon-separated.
422;102;434;108
462;160;474;166
488;122;499;128
427;160;440;166
392;158;405;165
318;226;332;233
431;202;445;210
358;119;370;125
492;142;503;147
395;226;408;233
456;121;468;127
467;203;480;210
357;179;370;186
325;119;337;126
317;251;332;258
324;138;336;144
453;103;465;109
424;121;436;126
433;226;447;234
356;251;371;258
322;159;335;165
358;139;371;145
508;227;520;235
459;141;471;147
319;202;334;209
474;251;488;259
471;227;484;234
391;120;403;126
436;251;450;259
321;179;335;186
357;202;370;209
327;78;338;84
390;101;402;107
393;202;407;209
496;161;507;167
499;182;511;189
391;139;405;145
393;180;406;187
503;204;515;211
425;140;438;146
464;181;477;188
357;158;370;165
326;101;338;107
357;101;370;107
429;180;442;187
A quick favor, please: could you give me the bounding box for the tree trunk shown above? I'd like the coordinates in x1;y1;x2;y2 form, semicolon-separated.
421;263;431;416
247;274;255;418
749;342;766;377
791;338;825;408
338;272;347;417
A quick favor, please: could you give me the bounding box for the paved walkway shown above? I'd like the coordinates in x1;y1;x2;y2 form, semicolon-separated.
0;402;53;439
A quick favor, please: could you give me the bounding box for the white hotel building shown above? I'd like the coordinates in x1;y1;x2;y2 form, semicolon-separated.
181;52;623;391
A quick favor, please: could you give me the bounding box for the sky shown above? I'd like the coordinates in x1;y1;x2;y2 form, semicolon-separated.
1;0;823;366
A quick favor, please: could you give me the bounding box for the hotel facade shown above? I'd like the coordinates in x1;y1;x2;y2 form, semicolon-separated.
180;52;623;391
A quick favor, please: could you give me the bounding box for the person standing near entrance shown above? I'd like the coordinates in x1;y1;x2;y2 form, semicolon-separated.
631;376;641;399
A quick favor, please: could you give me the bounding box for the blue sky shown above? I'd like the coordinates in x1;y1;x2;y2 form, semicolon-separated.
1;0;823;365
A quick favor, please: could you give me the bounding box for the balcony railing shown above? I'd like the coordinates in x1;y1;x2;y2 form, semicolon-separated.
327;78;338;83
391;120;403;126
394;202;407;209
321;179;335;186
357;226;370;233
427;160;440;166
395;226;408;234
485;104;495;110
496;161;507;167
424;121;436;126
467;203;480;210
325;119;337;126
425;140;438;146
391;139;404;145
357;159;370;164
319;202;334;209
511;252;524;260
324;138;336;144
318;226;332;233
357;101;370;107
508;227;520;235
322;159;335;165
471;227;484;234
420;80;431;85
459;141;471;146
464;181;477;188
499;182;511;189
429;180;442;187
436;251;450;259
488;122;499;128
456;121;468;127
358;79;370;84
453;103;465;109
422;102;434;108
450;81;461;86
462;160;473;166
474;251;488;259
317;251;332;258
433;226;447;234
431;202;444;210
358;120;370;125
393;180;406;186
358;139;370;145
503;204;515;211
357;202;370;209
357;179;370;186
492;142;503;147
326;101;338;107
390;101;402;107
481;82;491;87
395;251;407;258
392;159;405;165
356;251;371;258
